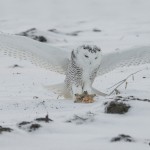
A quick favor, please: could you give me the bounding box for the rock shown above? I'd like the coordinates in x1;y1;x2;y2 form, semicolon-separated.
18;121;41;132
17;28;47;42
20;28;36;36
33;35;47;42
12;64;21;68
18;121;31;127
105;101;130;114
111;134;135;142
93;28;102;32
35;114;53;123
48;28;59;33
29;124;41;132
0;126;13;134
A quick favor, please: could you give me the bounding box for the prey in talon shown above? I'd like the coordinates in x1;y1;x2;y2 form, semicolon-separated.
74;91;96;103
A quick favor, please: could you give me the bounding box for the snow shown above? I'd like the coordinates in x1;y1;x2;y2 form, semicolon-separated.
0;0;150;149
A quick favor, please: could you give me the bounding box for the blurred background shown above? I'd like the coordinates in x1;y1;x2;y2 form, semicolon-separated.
0;0;150;52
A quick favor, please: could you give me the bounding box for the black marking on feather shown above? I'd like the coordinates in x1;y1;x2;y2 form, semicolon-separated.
71;51;76;59
81;45;101;53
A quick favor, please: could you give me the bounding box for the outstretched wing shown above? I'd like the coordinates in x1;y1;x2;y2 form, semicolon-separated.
98;46;150;75
0;33;70;74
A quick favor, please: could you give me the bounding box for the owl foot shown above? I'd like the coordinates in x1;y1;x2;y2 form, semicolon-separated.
74;91;96;103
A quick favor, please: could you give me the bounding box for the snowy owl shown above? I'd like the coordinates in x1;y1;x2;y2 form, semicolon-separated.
64;45;103;99
0;33;150;99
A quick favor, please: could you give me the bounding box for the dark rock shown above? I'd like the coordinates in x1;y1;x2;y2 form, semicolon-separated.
143;99;150;102
93;28;102;32
12;64;21;68
33;35;47;42
116;96;150;103
19;28;36;36
29;124;41;132
35;115;53;123
48;29;59;33
0;126;13;134
111;134;135;142
18;121;31;127
105;101;130;114
18;121;41;132
33;96;39;99
17;28;47;43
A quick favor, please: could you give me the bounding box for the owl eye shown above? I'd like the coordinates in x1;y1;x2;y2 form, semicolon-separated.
85;55;89;58
95;57;98;59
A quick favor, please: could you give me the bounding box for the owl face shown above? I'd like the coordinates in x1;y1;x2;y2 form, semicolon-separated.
72;45;102;69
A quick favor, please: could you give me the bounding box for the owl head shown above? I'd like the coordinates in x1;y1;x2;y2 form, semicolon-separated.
71;44;102;69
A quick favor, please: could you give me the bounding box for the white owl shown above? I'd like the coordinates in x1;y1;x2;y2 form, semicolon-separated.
0;33;150;99
64;45;104;99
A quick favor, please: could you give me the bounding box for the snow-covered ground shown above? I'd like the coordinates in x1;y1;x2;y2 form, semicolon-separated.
0;0;150;149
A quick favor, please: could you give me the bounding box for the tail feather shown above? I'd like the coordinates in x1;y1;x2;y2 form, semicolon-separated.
44;83;72;99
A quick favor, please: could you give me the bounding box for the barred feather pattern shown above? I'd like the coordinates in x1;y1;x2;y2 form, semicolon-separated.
64;55;99;96
64;58;83;94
